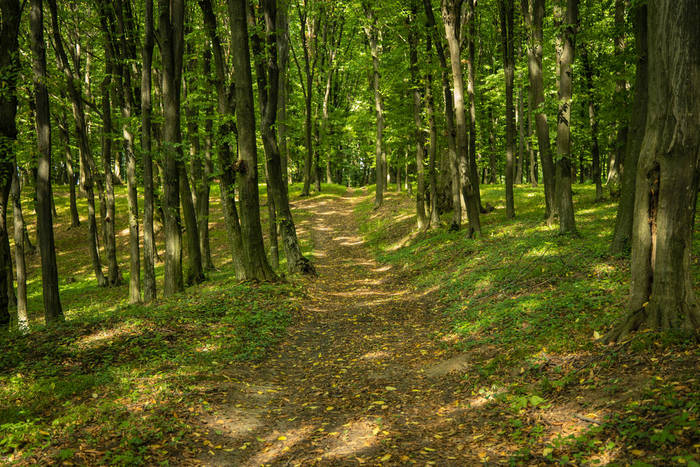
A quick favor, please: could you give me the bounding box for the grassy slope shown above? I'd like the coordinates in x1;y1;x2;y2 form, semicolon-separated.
356;184;699;465
0;182;338;465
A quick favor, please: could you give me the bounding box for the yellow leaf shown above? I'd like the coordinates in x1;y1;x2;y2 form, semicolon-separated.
385;386;397;391
326;406;334;411
543;447;553;457
277;435;287;441
380;454;392;462
631;449;644;456
372;401;385;405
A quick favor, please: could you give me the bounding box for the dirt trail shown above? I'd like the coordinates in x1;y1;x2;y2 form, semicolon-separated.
196;191;488;466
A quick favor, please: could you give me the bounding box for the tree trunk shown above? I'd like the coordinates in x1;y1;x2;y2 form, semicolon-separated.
141;0;156;300
442;0;480;236
606;0;626;196
10;171;27;329
607;0;700;340
522;0;556;224
500;0;516;219
424;0;460;228
60;118;80;227
198;49;215;271
47;0;106;286
277;1;290;191
363;2;385;209
581;44;602;202
409;1;427;230
426;35;440;229
466;0;482;213
30;0;63;323
248;0;315;276
199;0;247;279
555;0;577;235
517;80;525;184
228;0;276;281
179;162;204;284
158;0;185;295
610;4;647;255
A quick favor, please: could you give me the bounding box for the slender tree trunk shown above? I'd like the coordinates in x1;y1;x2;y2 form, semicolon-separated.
488;107;497;183
199;0;247;279
426;35;440;229
158;0;185;295
522;0;556;224
517;80;525;184
424;0;460;227
555;0;578;234
198;49;215;271
442;0;480;236
607;0;700;340
30;0;63;323
60;118;80;227
277;1;290;191
606;0;626;195
47;0;105;286
528;103;537;186
100;53;121;286
141;0;156;300
581;44;602;201
363;2;385;209
409;1;427;230
228;0;276;281
500;0;516;219
10;171;27;329
610;4;647;255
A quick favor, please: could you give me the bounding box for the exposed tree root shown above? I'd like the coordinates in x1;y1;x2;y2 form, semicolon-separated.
605;302;700;343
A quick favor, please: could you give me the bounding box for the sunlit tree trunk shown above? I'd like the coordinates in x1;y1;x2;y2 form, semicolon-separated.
10;171;27;329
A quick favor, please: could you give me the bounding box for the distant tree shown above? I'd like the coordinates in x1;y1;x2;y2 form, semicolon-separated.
499;0;515;219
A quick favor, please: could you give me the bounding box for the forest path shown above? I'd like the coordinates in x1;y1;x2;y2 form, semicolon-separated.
196;190;485;466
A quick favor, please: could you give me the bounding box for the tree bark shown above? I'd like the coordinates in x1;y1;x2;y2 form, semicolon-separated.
362;1;385;209
555;0;577;235
521;0;556;224
59;117;80;227
610;4;647;255
30;0;63;323
10;171;27;329
581;43;602;202
425;35;440;229
500;0;516;219
607;0;700;340
409;1;427;230
441;0;480;236
198;0;247;279
141;0;156;300
158;0;185;295
47;0;106;286
277;0;291;190
606;0;627;195
228;0;276;281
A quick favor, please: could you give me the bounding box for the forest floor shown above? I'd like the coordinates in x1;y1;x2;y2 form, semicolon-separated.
1;184;698;466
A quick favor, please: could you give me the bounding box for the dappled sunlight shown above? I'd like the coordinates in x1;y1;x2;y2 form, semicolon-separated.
321;419;380;459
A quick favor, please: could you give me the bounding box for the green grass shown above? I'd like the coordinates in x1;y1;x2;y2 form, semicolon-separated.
0;181;314;464
355;183;700;465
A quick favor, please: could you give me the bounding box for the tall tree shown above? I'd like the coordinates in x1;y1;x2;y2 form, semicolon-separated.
521;0;556;224
610;3;647;255
248;0;316;275
30;0;63;322
408;0;427;230
362;1;385;209
0;0;21;327
581;43;602;201
158;0;185;295
141;0;157;300
441;0;481;236
227;0;276;281
607;0;700;340
554;0;577;234
10;170;27;328
500;0;516;218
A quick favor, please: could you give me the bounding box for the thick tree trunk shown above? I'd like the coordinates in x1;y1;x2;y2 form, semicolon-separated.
442;0;480;236
610;4;647;255
607;0;700;340
179;162;204;284
555;0;577;235
1;0;24;326
228;0;276;281
159;0;185;295
522;0;556;224
30;0;63;323
141;0;156;300
500;0;516;219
